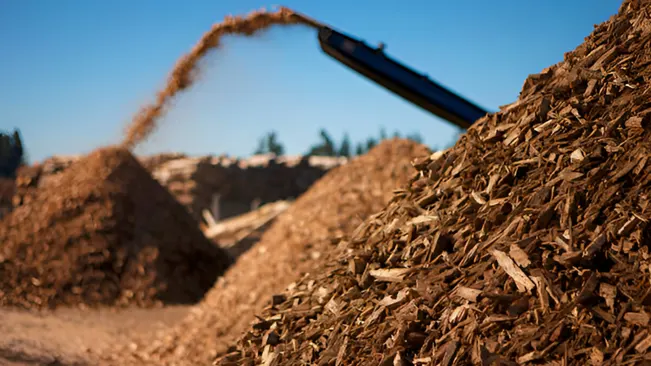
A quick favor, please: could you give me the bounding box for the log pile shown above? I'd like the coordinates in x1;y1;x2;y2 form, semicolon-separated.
150;154;346;222
139;152;188;171
217;1;651;365
108;139;429;365
0;147;232;310
204;200;292;258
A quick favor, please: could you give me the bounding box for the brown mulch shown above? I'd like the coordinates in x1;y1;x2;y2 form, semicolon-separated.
0;146;232;310
216;1;651;365
105;139;430;365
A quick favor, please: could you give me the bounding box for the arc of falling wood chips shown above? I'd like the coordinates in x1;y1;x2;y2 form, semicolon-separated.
489;249;536;292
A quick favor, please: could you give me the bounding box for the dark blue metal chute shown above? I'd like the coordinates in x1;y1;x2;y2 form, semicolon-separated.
316;26;488;129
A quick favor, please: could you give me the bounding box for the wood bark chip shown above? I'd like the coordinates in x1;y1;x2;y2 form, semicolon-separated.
624;312;650;326
369;268;411;283
454;286;482;302
490;249;536;292
509;243;531;268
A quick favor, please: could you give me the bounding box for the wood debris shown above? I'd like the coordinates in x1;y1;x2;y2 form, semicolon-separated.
0;147;233;309
204;200;291;239
123;139;431;365
215;2;651;364
490;249;536;292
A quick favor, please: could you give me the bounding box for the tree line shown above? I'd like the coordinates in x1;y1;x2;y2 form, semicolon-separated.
0;129;26;178
254;128;425;157
0;126;438;178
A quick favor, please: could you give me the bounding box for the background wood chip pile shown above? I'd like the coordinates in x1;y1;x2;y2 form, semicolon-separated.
105;139;430;365
0;147;232;310
10;153;190;211
8;152;345;225
216;1;651;365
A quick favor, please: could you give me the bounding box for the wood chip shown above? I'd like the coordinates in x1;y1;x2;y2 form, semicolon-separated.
509;244;531;268
624;312;650;326
490;249;536;292
454;286;482;303
369;268;411;282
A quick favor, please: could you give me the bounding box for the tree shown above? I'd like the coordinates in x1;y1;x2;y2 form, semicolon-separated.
365;137;377;152
0;129;26;178
379;127;388;141
306;129;337;156
13;130;26;165
355;143;365;156
254;137;266;155
319;129;336;156
339;133;351;157
266;131;284;156
253;131;285;156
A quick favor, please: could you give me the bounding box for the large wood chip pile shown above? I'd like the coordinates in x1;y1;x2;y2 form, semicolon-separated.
217;1;651;365
0;147;232;310
108;139;430;365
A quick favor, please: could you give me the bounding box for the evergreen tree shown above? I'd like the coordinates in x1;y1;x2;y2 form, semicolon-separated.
355;143;365;156
254;136;266;154
266;131;284;156
339;133;351;157
12;130;25;165
254;131;285;156
365;137;377;152
0;129;26;178
319;129;336;156
307;129;337;156
379;127;388;141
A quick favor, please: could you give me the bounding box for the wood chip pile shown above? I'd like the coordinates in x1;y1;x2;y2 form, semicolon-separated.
108;139;430;365
12;154;182;209
9;153;342;226
217;2;651;365
13;155;85;209
0;147;232;310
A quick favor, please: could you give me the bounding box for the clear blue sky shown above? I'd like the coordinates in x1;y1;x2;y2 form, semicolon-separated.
1;0;622;162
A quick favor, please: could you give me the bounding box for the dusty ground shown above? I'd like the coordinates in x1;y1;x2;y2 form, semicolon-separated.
0;306;190;365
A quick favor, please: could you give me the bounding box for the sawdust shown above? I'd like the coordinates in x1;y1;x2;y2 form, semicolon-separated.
121;7;319;150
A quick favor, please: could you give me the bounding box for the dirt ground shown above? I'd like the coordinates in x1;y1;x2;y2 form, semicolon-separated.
0;306;190;365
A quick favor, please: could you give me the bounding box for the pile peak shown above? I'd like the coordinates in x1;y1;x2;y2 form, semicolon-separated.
0;146;232;309
217;2;651;365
